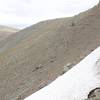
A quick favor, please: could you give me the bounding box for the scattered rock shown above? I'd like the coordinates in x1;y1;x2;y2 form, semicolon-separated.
71;22;75;26
86;88;100;100
62;63;73;74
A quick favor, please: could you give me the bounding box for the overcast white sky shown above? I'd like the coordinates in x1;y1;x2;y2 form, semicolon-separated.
0;0;99;29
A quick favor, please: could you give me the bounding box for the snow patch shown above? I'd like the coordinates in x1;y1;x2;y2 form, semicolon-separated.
25;47;100;100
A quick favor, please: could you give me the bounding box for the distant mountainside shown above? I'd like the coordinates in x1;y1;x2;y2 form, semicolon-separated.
0;2;100;100
0;25;18;41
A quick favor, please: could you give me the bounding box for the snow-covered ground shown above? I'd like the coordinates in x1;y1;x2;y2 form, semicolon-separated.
25;47;100;100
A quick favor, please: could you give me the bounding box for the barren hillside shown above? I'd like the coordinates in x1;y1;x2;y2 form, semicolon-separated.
0;2;100;100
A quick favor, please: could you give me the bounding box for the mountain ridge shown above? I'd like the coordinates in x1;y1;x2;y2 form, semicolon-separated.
0;2;100;100
0;25;18;41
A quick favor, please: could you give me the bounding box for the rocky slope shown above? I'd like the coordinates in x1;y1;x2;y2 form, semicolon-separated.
0;2;100;100
25;47;100;100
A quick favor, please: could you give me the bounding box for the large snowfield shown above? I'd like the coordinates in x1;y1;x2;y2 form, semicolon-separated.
25;47;100;100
